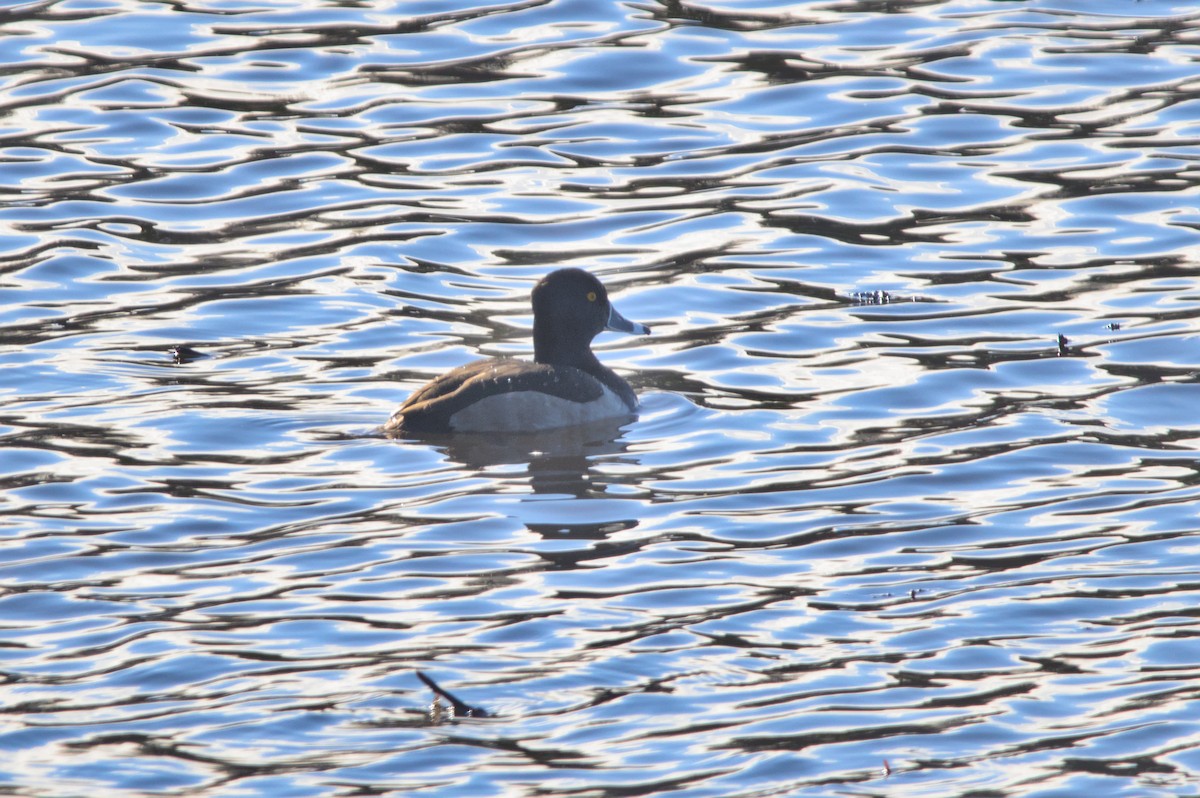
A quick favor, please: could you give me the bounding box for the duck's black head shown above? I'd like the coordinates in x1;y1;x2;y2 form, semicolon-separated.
531;268;647;366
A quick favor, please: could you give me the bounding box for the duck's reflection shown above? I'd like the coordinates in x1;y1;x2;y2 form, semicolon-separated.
410;417;635;498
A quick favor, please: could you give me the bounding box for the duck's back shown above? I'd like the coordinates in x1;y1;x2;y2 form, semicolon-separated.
385;358;633;435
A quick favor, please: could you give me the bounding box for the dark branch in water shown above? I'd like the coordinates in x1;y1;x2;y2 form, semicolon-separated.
416;671;490;718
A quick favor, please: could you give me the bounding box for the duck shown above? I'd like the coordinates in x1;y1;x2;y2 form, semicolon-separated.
384;268;649;435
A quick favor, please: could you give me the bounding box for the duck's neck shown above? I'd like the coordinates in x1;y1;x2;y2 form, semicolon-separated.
534;329;599;370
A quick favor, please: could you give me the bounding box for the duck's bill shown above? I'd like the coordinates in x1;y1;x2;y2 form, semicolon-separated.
606;305;650;335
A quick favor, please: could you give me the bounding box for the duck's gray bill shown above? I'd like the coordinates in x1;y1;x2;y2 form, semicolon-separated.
606;305;650;335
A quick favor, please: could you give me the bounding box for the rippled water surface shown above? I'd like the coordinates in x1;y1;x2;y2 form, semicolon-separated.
5;0;1200;795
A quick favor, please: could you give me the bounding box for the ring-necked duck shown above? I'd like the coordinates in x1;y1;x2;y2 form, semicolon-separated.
385;268;649;435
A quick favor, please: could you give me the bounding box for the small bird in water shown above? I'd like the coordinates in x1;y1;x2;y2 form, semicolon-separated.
416;671;490;719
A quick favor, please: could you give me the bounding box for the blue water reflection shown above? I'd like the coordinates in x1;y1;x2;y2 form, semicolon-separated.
4;0;1200;795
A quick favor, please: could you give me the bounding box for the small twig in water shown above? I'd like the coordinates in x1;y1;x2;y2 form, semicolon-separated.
417;670;491;718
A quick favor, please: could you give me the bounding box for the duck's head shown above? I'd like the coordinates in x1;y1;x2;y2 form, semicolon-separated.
532;268;648;364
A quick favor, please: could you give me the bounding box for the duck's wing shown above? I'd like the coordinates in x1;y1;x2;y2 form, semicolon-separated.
385;359;602;434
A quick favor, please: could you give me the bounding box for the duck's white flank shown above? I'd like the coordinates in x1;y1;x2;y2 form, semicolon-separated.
448;385;633;432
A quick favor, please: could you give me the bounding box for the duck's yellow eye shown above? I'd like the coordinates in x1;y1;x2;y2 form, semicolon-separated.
587;291;597;302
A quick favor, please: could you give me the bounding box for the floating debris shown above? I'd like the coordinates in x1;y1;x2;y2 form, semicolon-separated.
169;345;203;364
849;290;938;305
416;671;490;719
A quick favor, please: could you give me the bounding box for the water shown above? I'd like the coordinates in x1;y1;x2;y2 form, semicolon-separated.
4;0;1200;795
